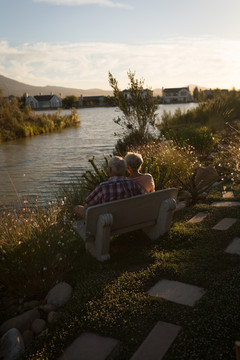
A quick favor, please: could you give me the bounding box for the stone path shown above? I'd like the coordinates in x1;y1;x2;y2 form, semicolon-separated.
225;237;240;255
130;321;181;360
58;333;120;360
222;191;234;199
212;218;238;230
147;279;206;307
212;201;240;207
188;212;208;223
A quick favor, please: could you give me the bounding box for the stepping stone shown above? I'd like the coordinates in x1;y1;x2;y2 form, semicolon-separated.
222;191;234;199
147;279;205;306
212;218;238;230
225;238;240;255
175;201;187;211
58;332;120;360
130;321;181;360
211;201;240;207
188;212;208;223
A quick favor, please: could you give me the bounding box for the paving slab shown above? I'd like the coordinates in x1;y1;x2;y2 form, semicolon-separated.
58;332;120;360
175;201;187;211
147;279;206;306
130;321;181;360
211;201;240;207
225;238;240;255
222;191;234;199
212;218;238;230
188;212;208;223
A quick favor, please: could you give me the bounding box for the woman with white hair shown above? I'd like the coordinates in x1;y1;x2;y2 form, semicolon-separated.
124;152;155;193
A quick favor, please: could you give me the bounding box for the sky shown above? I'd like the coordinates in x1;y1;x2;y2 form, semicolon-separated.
0;0;240;90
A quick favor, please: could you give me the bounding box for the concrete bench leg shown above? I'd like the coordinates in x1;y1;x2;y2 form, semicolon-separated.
143;198;176;240
94;213;113;261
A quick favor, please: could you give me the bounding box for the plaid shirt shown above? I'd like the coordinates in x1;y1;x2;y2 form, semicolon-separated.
85;176;146;206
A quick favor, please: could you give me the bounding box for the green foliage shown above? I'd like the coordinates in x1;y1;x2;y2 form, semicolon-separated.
108;70;158;153
81;156;109;193
175;125;218;154
158;90;240;155
0;91;80;142
62;95;79;109
129;141;198;190
212;124;240;183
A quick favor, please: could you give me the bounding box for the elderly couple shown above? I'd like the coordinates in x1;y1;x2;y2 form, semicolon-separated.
74;152;155;219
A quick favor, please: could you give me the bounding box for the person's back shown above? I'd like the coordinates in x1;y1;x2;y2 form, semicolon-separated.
85;175;145;206
128;173;155;193
74;156;146;218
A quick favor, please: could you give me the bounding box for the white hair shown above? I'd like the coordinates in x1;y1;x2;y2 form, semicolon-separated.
124;152;143;170
108;156;126;176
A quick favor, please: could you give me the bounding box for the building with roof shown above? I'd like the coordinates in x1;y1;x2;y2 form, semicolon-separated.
25;94;62;109
162;87;192;103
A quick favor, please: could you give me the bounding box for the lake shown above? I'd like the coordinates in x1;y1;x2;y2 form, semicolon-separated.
0;103;197;205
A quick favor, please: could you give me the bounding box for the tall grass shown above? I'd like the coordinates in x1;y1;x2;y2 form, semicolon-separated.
0;95;80;143
158;90;240;153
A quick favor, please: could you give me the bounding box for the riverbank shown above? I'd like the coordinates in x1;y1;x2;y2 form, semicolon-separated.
0;95;80;144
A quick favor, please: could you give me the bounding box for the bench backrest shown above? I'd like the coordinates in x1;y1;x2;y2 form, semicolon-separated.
85;188;178;236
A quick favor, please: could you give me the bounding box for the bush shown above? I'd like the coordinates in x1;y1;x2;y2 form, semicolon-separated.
0;92;81;142
128;141;199;189
108;71;159;153
175;126;218;154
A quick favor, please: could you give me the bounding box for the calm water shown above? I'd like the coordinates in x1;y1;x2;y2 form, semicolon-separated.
0;104;197;205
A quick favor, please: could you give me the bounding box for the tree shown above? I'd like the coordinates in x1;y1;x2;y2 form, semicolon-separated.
193;86;199;102
62;95;78;109
108;70;158;153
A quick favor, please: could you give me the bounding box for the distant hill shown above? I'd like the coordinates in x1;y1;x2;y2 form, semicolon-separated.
0;74;208;98
0;75;113;98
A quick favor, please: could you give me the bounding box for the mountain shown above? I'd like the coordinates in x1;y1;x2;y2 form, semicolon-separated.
0;75;113;98
0;74;208;98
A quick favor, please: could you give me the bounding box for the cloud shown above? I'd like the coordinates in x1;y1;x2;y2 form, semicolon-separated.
0;37;239;90
32;0;132;8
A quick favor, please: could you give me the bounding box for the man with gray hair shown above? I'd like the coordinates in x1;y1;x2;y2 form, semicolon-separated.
74;156;146;218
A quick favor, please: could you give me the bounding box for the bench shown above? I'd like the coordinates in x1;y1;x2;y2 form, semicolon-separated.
73;188;178;262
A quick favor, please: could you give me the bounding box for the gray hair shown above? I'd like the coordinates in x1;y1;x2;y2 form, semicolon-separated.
124;152;143;170
108;156;126;176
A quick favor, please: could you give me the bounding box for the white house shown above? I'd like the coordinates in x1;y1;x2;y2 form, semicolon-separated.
25;94;62;109
162;87;192;103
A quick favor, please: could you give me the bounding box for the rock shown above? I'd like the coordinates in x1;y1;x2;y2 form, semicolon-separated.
195;166;219;188
23;300;40;311
48;311;59;323
22;329;34;348
40;303;57;313
45;282;73;308
31;318;47;335
0;328;25;360
0;308;40;336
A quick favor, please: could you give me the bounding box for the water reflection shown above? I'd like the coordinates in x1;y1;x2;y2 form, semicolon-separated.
0;104;197;205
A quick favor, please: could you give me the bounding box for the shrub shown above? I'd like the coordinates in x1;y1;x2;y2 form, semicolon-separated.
129;141;199;189
212;124;240;183
108;71;159;153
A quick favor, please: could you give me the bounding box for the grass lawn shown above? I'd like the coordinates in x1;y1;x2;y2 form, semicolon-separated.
1;182;240;359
